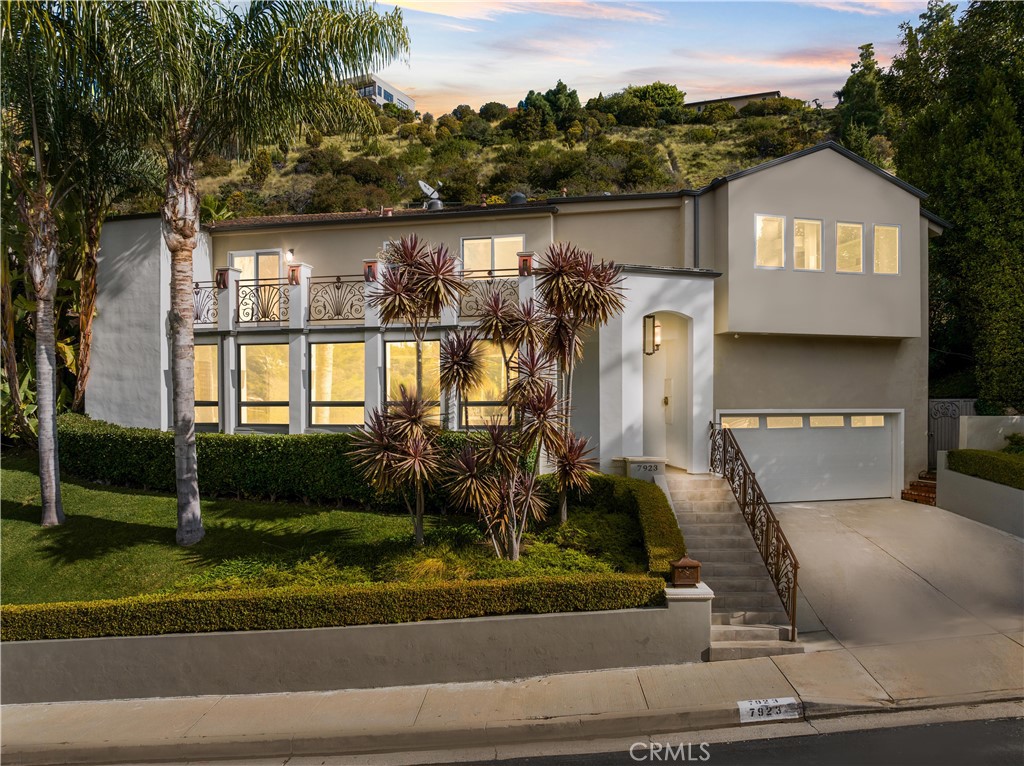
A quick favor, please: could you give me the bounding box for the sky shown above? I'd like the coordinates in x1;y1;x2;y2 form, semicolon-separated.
373;0;945;116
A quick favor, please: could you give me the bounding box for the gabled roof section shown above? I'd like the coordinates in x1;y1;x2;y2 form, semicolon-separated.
704;141;928;199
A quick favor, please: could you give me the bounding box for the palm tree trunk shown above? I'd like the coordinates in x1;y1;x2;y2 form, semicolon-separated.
36;294;65;527
72;213;100;412
162;150;204;547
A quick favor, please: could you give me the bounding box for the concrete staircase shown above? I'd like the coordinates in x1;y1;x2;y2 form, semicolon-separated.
901;470;937;506
665;472;804;661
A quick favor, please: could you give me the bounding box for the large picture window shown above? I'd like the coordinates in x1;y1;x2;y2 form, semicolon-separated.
462;235;524;275
194;344;219;427
755;215;785;268
793;219;822;271
873;225;900;275
464;341;509;426
239;344;289;425
836;223;864;273
310;342;365;426
386;340;441;422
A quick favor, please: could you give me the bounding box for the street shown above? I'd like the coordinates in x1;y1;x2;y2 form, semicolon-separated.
473;717;1024;766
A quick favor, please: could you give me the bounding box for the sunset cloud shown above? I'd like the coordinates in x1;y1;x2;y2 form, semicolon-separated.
799;0;924;15
383;1;666;24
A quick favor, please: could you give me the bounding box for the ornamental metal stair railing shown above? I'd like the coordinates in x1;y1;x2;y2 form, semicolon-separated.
308;275;365;324
709;422;799;640
237;279;289;323
192;281;219;326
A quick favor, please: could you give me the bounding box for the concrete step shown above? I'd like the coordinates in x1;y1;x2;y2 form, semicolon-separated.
685;535;757;550
712;609;789;626
712;624;791;642
672;500;739;513
686;549;763;564
919;470;937;482
676;523;750;537
699;562;770;577
910;479;936;490
666;474;722;487
712;593;786;611
709;640;804;661
675;510;744;525
670;489;735;502
901;488;936;506
702;576;776;593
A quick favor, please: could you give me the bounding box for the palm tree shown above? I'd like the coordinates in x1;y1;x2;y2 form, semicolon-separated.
109;1;409;545
1;1;112;526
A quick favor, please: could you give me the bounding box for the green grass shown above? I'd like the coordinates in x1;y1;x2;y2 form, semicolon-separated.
1;454;645;605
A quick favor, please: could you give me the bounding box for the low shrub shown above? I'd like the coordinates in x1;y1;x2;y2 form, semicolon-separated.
1004;433;1024;455
0;574;667;641
56;414;481;508
946;448;1024;490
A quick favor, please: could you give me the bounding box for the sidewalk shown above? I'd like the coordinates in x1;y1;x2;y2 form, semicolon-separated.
3;632;1022;766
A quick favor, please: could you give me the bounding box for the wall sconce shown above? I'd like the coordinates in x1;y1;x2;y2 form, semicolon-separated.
643;314;662;356
286;248;295;263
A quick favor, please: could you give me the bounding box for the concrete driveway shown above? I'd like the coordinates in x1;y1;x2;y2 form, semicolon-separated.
774;499;1024;649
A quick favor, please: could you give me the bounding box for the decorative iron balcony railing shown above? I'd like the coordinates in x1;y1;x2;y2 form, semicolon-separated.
237;279;289;323
308;275;365;324
459;269;520;318
709;422;800;641
193;281;219;325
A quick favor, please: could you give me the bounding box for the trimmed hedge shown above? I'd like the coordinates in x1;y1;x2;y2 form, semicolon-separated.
946;449;1024;491
56;414;479;507
0;574;667;642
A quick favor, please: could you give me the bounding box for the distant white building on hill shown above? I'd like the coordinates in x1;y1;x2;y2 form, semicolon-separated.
348;74;415;112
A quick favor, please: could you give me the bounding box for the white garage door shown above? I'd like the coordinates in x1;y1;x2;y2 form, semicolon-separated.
722;413;895;503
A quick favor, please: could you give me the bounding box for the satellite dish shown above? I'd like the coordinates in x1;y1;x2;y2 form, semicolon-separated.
418;180;441;200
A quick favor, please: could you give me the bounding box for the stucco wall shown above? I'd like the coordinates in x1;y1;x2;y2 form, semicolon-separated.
958;416;1024;452
553;199;686;268
1;590;713;703
88;216;169;428
936;451;1024;537
714;333;928;483
211;213;555;276
719;149;922;338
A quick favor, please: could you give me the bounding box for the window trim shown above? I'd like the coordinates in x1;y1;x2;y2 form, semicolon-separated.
835;221;865;274
753;214;786;270
792;217;824;272
460;234;526;276
872;223;901;276
237;342;290;432
308;340;366;430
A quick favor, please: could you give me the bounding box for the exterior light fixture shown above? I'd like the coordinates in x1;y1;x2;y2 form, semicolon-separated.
643;314;662;355
286;248;295;263
669;555;702;588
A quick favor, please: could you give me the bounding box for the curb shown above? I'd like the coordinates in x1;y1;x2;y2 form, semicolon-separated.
4;691;1022;766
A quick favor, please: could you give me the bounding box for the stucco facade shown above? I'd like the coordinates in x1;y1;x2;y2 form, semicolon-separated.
88;142;944;498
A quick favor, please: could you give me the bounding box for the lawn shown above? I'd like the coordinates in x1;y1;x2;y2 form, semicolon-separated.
1;454;646;605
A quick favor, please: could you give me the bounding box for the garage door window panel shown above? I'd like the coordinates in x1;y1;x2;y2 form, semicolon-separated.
722;416;760;429
767;416;803;429
851;415;885;427
810;415;844;428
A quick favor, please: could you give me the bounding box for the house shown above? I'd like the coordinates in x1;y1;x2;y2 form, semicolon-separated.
688;91;782;114
347;74;415;112
89;142;947;503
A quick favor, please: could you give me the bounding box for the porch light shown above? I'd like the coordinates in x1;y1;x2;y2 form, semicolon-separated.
669;555;701;588
643;314;662;356
286;248;295;263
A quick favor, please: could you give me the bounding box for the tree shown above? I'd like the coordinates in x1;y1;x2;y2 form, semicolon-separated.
835;43;889;139
112;1;409;545
479;102;510;122
245;148;273;189
1;1;113;526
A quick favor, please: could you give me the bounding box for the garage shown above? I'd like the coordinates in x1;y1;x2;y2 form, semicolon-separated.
719;411;899;503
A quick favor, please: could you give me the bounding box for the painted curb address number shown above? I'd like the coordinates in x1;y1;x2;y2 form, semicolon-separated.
737;697;801;723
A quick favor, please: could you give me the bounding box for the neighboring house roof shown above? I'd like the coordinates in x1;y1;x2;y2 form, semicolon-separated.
686;91;782;108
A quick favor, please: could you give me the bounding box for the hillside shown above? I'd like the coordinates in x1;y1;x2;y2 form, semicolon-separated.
180;104;842;221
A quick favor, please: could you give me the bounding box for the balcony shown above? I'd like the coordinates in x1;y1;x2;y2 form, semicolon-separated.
196;257;533;333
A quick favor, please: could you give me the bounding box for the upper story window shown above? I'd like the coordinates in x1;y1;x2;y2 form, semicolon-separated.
836;223;864;273
873;225;900;275
754;215;785;269
232;250;280;283
462;235;524;276
793;219;822;271
383;90;394;103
